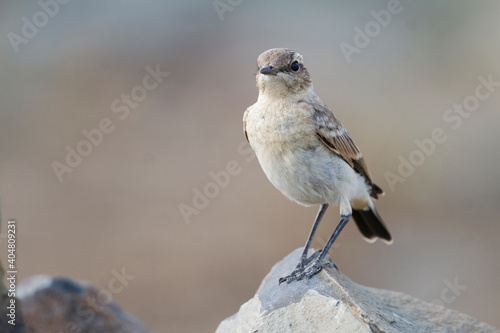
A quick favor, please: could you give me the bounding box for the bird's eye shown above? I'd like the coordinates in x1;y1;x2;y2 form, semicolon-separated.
290;61;300;72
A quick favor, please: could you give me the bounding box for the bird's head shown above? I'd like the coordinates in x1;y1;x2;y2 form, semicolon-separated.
256;48;312;97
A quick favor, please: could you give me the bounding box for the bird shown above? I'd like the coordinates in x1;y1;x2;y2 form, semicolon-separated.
243;48;392;284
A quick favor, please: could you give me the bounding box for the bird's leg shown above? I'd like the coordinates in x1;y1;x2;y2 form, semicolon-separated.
279;204;328;285
298;204;329;266
280;211;352;284
303;213;351;279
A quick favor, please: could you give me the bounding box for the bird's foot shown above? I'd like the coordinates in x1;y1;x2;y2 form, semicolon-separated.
303;260;338;280
278;250;321;285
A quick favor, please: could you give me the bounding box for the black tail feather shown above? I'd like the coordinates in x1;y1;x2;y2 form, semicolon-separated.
352;207;392;243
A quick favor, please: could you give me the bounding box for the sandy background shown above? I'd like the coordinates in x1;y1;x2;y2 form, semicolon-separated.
1;1;499;332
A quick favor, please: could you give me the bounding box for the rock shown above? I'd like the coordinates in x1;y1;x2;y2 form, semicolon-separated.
217;248;500;333
17;275;149;333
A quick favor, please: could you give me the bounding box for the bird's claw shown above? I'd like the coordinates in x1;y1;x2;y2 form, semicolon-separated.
303;261;338;279
279;250;334;285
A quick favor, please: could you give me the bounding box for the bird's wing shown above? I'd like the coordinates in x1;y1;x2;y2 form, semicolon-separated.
313;104;383;198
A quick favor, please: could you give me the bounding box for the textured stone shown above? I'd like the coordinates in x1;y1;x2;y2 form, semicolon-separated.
217;248;500;333
18;275;148;333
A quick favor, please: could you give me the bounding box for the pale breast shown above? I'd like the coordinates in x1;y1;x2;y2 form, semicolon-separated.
246;100;361;206
245;99;314;149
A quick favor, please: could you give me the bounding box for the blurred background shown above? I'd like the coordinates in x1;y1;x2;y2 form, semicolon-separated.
1;1;499;332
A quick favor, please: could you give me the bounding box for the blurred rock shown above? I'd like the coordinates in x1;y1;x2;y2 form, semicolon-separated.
18;276;148;333
217;248;500;333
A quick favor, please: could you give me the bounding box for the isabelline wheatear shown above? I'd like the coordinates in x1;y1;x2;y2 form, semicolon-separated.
243;48;392;284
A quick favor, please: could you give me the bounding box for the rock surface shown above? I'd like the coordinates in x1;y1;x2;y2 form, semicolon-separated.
17;275;149;333
217;248;500;333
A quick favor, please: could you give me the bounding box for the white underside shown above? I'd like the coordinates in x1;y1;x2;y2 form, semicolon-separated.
254;141;372;215
246;85;373;216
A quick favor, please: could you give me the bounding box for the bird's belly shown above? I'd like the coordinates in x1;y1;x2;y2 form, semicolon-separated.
255;143;364;206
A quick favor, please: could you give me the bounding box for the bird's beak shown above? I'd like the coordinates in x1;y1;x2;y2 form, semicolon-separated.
260;65;279;76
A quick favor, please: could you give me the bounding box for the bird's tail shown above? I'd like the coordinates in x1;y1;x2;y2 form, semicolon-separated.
352;206;392;244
